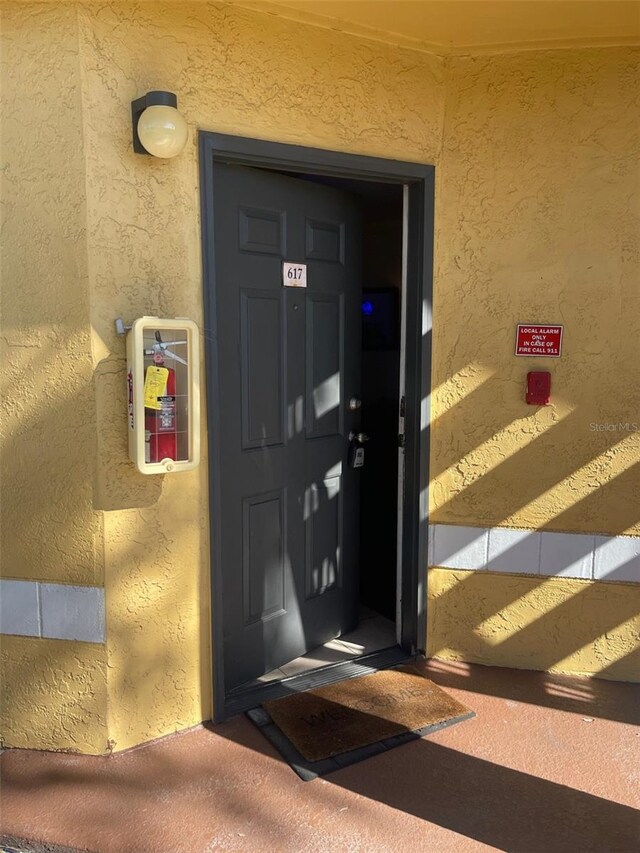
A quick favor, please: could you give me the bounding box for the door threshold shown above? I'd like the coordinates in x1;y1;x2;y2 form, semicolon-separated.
222;645;414;718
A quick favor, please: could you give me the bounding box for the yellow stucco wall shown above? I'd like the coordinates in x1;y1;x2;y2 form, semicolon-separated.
79;0;443;751
432;48;640;535
1;0;638;753
428;569;640;682
1;2;103;586
0;636;108;753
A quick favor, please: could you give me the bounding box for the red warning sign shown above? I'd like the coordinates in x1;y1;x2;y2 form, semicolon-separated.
515;324;563;357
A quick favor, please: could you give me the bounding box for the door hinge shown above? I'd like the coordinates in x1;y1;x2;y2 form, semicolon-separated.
398;433;406;449
399;395;406;418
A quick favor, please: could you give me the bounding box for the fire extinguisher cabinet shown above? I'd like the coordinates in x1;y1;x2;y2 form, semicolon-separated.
126;317;200;474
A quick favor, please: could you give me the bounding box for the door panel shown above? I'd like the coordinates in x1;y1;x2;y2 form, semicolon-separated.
240;289;286;449
305;293;344;439
210;164;362;691
238;207;285;255
305;219;345;263
242;489;286;625
305;474;342;599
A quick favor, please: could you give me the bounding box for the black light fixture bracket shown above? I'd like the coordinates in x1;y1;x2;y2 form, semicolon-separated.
131;90;178;155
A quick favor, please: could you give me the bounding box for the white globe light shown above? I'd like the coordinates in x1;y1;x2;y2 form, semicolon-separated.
137;105;188;158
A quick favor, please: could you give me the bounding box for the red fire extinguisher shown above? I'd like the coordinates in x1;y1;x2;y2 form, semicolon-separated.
145;347;177;464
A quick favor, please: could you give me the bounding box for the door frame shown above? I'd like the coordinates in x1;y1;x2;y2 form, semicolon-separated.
199;132;434;720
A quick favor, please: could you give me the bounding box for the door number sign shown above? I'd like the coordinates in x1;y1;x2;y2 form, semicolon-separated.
282;261;307;288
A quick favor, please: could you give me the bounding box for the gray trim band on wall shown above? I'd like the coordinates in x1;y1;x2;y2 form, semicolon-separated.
429;524;640;583
0;581;105;642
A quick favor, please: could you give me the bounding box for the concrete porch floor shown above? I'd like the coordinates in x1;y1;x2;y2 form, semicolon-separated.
1;659;638;853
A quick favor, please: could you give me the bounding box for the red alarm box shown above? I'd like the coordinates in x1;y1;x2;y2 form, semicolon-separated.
526;371;551;405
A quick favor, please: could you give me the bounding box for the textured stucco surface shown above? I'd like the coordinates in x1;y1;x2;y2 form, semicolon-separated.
0;636;108;753
0;2;103;585
2;0;639;754
432;48;640;536
1;0;443;753
78;0;443;751
428;568;640;682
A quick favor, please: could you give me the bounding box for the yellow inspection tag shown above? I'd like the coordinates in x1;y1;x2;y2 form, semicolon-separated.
143;366;169;410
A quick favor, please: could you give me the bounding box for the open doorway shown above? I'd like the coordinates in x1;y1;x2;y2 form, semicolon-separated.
200;134;433;719
244;175;403;684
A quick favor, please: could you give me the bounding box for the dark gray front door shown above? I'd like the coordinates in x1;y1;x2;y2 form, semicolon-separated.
210;164;363;691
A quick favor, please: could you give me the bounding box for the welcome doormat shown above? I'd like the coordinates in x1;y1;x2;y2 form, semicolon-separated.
247;665;474;780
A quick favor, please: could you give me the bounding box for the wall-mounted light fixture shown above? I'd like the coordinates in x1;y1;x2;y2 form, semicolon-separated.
131;91;188;158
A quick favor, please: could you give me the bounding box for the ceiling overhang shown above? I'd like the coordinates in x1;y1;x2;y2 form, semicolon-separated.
238;1;640;54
